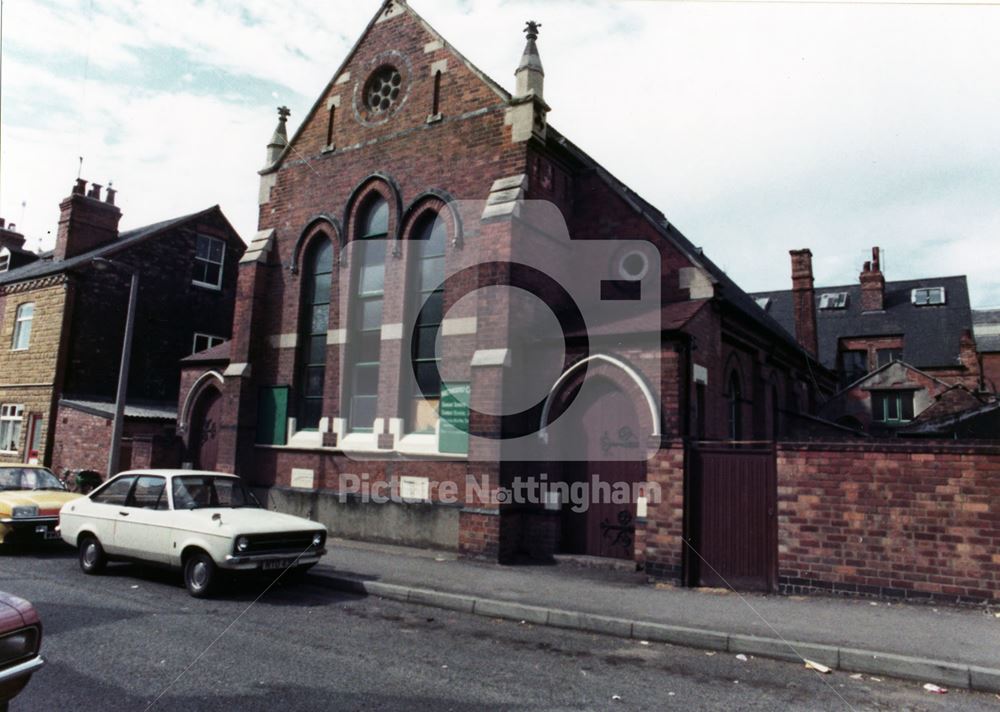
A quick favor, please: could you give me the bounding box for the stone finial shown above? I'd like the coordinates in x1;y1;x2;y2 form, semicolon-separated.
509;19;549;143
515;19;545;98
265;106;291;167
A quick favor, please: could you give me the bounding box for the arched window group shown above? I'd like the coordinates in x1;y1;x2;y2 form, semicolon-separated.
297;238;333;430
406;212;446;433
345;196;389;432
294;186;452;439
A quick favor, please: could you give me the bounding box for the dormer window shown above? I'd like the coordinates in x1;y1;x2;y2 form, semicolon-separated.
0;247;9;273
819;292;848;309
754;297;771;311
193;235;226;289
912;287;945;306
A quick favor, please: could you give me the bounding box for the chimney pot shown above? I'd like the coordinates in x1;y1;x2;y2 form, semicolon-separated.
106;187;117;206
87;183;103;201
0;218;5;228
73;179;87;195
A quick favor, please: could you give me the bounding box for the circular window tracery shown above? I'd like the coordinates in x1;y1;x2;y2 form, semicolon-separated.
618;250;650;281
365;65;402;114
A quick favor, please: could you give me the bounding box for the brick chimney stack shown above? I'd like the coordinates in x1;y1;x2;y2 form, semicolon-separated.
0;218;27;251
54;178;122;261
790;249;818;358
859;246;885;312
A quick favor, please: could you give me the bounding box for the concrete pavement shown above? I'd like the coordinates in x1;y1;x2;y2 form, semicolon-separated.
314;538;1000;693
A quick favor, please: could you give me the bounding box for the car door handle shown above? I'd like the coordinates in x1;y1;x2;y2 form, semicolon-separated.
119;511;130;517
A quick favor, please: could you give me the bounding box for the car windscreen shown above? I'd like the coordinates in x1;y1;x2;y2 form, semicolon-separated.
0;467;67;492
171;476;260;510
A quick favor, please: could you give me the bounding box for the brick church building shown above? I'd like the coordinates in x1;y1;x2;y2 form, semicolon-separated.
180;0;838;581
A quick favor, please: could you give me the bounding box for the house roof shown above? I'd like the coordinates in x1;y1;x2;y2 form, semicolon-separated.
0;205;234;287
60;398;177;421
973;308;1000;353
751;275;973;370
898;398;1000;436
181;340;232;364
826;358;950;400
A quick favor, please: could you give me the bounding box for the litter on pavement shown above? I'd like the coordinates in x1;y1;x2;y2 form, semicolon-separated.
804;660;832;674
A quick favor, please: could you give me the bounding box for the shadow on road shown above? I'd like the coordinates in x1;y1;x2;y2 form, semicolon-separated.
24;658;532;712
97;561;364;607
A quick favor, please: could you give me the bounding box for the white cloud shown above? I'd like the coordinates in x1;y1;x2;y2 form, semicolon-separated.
1;0;999;308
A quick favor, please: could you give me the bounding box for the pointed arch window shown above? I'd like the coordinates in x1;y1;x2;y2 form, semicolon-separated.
346;196;389;432
405;212;446;433
728;371;743;441
297;237;333;430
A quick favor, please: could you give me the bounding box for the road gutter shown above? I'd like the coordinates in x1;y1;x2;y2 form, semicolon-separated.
311;572;1000;694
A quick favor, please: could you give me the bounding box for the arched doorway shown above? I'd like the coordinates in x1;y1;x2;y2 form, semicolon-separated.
555;377;646;560
188;386;222;470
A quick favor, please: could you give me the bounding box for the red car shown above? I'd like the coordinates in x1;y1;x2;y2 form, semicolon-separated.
0;592;43;711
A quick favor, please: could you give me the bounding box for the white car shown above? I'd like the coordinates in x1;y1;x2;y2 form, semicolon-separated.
59;470;327;597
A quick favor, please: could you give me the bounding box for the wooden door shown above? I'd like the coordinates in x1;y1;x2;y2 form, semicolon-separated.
559;379;645;560
189;388;222;471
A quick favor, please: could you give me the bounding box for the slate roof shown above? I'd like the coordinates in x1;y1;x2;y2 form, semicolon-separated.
751;276;973;370
546;129;812;362
0;206;227;287
181;340;231;363
973;308;1000;353
60;399;177;421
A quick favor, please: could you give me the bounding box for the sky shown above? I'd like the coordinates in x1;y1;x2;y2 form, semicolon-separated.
1;0;999;307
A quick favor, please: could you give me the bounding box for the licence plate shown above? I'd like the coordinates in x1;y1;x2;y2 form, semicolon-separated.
261;559;295;571
36;526;60;540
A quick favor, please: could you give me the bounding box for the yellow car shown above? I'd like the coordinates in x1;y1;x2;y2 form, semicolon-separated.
0;465;83;546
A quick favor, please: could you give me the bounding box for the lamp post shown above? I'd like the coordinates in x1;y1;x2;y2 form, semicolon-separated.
92;257;139;477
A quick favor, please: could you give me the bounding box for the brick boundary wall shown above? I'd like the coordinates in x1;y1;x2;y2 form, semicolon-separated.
777;441;1000;604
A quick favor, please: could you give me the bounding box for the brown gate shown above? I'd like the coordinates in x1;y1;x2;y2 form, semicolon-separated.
686;443;777;592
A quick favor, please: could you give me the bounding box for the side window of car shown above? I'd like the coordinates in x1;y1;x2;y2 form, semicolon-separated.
91;476;136;506
126;476;167;510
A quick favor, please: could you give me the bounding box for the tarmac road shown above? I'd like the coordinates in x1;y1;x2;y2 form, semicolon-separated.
1;544;996;711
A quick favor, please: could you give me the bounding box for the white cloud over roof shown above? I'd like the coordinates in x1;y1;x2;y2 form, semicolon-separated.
1;0;999;306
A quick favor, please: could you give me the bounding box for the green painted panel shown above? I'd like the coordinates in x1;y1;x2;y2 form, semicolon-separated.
257;386;289;445
438;382;470;454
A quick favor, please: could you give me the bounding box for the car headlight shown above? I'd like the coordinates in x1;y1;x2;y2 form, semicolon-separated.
12;505;39;519
0;627;40;665
236;536;249;552
312;532;323;547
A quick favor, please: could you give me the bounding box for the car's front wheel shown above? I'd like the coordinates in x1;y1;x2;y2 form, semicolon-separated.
79;536;107;575
183;551;217;598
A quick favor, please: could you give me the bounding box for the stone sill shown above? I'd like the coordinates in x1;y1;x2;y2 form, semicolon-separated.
253;443;468;461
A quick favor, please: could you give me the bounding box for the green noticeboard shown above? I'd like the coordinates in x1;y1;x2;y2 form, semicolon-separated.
438;382;470;454
256;386;289;445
